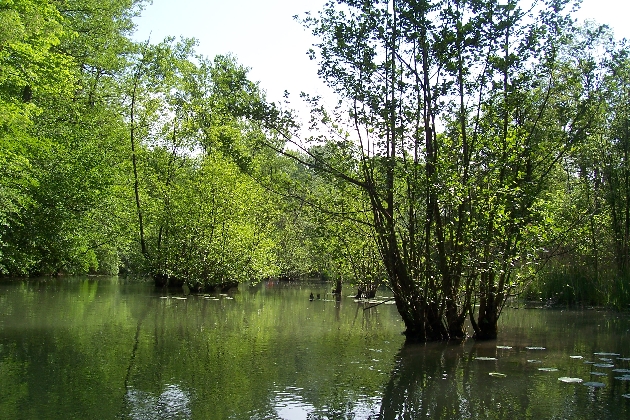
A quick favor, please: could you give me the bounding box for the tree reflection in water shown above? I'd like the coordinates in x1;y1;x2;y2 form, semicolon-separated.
378;336;630;420
379;342;470;419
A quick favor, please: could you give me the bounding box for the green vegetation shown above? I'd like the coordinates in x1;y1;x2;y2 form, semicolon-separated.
1;0;629;340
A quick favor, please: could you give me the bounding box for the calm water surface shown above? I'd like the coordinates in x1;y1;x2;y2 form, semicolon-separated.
0;277;629;419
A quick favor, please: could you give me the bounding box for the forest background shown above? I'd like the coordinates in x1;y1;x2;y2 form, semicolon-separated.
2;0;630;340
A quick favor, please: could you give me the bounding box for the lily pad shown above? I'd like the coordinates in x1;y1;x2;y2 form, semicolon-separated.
623;394;630;399
583;382;606;388
538;367;559;372
583;361;596;364
489;372;507;377
527;359;542;363
590;372;607;376
599;358;613;362
558;377;583;383
496;346;512;350
615;375;630;381
618;357;630;361
569;355;583;359
475;357;497;361
612;369;630;373
594;352;620;356
593;363;615;368
526;346;546;350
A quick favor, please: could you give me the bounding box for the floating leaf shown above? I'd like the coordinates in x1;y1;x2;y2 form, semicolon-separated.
584;361;595;364
583;382;606;388
612;369;630;373
590;372;607;376
615;375;630;381
558;377;583;383
538;367;559;372
489;372;507;378
593;364;615;368
570;355;583;359
475;357;497;361
618;358;630;361
594;352;620;356
526;346;546;350
527;360;542;363
496;346;512;350
623;394;630;399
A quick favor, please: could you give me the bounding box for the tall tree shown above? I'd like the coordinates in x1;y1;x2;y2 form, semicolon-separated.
298;0;588;340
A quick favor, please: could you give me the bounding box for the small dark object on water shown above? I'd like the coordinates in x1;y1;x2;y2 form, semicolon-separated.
309;292;314;301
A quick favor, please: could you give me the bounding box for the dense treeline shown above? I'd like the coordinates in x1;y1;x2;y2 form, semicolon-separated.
0;0;364;288
1;0;629;340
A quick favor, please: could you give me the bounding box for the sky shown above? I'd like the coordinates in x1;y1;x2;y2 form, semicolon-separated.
133;0;629;124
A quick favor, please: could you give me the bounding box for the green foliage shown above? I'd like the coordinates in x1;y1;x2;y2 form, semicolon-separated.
143;152;279;285
298;0;625;340
2;0;629;337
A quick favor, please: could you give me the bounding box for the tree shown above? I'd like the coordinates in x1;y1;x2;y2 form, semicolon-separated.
123;39;285;287
0;0;148;275
297;0;589;340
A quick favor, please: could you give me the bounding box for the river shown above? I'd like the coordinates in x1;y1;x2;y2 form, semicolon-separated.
0;277;629;419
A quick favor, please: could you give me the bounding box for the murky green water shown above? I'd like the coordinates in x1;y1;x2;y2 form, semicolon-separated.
0;277;629;419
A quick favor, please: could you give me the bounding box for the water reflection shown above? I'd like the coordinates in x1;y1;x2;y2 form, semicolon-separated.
125;384;191;420
272;387;315;419
379;342;470;419
379;328;630;420
251;385;383;419
1;278;630;419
